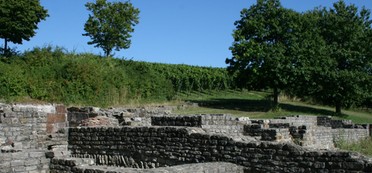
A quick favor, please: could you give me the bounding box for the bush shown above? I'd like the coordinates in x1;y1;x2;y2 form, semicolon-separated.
0;46;234;106
0;61;28;100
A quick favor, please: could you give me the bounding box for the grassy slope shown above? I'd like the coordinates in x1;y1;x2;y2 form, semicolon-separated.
173;90;372;123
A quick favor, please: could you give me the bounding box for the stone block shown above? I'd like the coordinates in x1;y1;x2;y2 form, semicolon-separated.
47;113;66;123
29;151;45;158
46;124;55;134
25;159;40;166
0;161;10;168
11;152;28;160
56;105;66;114
10;160;24;167
25;165;38;171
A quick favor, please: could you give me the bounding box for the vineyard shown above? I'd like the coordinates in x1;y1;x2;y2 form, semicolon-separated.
0;46;234;106
122;61;233;92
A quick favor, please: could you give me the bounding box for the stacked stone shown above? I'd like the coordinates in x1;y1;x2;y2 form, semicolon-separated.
244;124;291;142
201;114;249;136
0;150;49;173
67;107;119;127
68;106;176;128
50;159;246;173
68;126;372;172
244;124;263;137
151;116;202;127
271;115;318;127
0;104;68;173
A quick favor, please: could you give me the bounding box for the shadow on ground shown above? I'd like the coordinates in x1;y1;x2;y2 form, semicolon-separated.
188;98;345;117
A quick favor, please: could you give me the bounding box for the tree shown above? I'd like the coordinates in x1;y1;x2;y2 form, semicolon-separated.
83;0;140;57
0;0;48;56
226;0;301;109
307;1;372;114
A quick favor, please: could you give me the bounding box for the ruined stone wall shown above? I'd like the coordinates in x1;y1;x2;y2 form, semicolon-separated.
67;106;174;127
302;127;370;149
152;114;370;149
0;104;68;173
50;158;246;173
1;104;64;150
242;115;370;149
152;114;250;136
201;114;249;136
151;116;202;127
0;151;50;173
68;126;372;172
269;115;318;127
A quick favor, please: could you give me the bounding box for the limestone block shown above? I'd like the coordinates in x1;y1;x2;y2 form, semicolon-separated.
12;104;56;113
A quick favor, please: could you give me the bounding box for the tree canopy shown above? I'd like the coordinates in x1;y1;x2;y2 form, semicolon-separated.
83;0;140;57
307;1;372;114
226;0;301;109
0;0;48;55
227;0;372;114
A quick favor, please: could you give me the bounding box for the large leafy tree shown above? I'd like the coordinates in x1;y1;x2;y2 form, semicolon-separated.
83;0;140;57
226;0;301;109
0;0;48;55
308;1;372;114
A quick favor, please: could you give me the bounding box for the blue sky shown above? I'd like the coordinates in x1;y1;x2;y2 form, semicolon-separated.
6;0;372;67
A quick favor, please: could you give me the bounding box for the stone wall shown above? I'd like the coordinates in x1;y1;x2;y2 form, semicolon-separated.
67;126;372;172
151;116;202;127
240;115;370;149
152;114;250;136
302;127;370;149
152;114;370;149
50;157;246;173
270;115;318;127
0;104;68;173
67;106;174;127
0;104;68;150
0;151;50;173
1;103;371;173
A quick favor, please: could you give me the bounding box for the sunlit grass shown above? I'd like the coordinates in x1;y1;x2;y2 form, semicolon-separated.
173;90;372;123
336;137;372;157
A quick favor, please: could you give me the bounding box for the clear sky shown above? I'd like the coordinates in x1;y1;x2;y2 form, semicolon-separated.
6;0;372;67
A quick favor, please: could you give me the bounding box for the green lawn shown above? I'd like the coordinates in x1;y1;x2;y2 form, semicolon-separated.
173;90;372;123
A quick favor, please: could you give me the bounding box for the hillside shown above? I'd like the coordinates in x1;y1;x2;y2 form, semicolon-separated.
0;46;232;106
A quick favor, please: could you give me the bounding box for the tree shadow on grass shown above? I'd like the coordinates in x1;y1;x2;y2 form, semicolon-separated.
280;103;348;117
187;98;346;117
188;98;272;112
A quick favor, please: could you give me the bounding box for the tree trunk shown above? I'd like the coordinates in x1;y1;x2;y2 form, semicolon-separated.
273;87;280;111
4;38;8;51
105;48;112;58
335;102;342;115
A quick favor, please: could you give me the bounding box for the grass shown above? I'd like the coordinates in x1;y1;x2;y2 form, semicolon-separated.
173;90;372;123
335;137;372;157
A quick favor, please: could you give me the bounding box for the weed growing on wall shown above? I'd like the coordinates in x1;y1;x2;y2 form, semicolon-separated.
335;137;372;156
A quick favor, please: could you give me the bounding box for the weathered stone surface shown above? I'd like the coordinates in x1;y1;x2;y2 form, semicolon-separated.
0;103;67;173
66;126;372;172
1;103;372;173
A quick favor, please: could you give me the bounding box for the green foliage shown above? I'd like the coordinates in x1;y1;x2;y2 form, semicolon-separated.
147;63;233;92
335;137;372;156
0;46;232;106
226;0;301;108
0;0;48;54
227;0;372;114
0;61;27;100
83;0;140;57
305;1;372;114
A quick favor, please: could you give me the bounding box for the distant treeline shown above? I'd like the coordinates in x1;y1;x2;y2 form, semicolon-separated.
0;46;234;106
